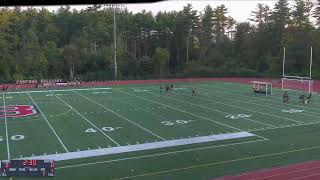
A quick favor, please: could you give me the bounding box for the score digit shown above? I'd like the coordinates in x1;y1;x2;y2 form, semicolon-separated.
50;161;55;168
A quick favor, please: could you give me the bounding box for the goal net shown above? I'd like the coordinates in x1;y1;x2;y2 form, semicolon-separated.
281;78;313;94
249;81;272;95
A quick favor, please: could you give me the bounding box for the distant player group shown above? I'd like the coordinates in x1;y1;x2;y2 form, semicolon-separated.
283;91;312;104
160;84;196;96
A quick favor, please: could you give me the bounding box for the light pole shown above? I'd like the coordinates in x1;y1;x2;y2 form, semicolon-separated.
113;8;117;80
105;4;124;80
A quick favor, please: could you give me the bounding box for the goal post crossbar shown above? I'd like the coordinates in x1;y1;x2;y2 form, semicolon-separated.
281;77;314;94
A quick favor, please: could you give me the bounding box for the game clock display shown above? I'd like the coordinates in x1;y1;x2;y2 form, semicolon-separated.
0;160;54;177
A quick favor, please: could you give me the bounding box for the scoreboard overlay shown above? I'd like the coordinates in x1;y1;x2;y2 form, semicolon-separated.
0;160;54;177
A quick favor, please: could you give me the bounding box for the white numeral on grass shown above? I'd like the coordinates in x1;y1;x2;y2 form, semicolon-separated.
282;109;304;113
161;121;175;126
85;127;122;133
102;127;114;132
0;136;3;142
161;120;192;126
225;114;252;119
176;120;189;124
11;135;24;141
85;128;97;133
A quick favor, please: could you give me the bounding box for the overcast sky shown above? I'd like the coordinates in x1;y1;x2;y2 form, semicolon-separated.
20;0;302;22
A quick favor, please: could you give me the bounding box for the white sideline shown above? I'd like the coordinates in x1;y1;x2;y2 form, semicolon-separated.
2;93;11;160
16;132;254;161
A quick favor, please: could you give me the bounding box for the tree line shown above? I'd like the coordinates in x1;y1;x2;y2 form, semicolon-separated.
0;0;320;82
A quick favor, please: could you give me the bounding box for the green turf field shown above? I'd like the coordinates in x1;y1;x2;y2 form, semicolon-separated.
2;81;320;180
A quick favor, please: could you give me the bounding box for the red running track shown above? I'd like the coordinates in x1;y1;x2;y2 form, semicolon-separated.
2;77;320;92
214;160;320;180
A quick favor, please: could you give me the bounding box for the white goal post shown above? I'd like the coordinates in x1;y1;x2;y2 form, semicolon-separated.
282;46;313;79
281;45;314;94
249;81;272;95
281;77;314;94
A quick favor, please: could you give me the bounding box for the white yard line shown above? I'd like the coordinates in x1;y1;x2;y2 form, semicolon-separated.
58;141;267;170
49;91;121;146
198;84;320;120
2;93;10;160
18;132;255;161
53;137;267;170
170;85;304;124
201;83;320;115
117;89;245;133
26;91;69;152
72;90;166;141
112;143;320;180
148;88;276;128
249;121;318;132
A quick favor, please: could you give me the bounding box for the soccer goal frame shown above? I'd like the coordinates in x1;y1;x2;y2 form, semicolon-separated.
249;81;272;95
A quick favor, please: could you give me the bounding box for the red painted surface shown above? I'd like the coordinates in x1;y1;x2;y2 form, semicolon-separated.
213;160;320;180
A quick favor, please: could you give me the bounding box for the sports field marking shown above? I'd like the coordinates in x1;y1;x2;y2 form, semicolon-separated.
1;102;73;125
206;83;320;115
50;91;121;146
88;92;173;125
149;90;277;128
72;90;166;141
113;142;320;180
2;93;11;160
178;86;304;124
248;121;319;132
117;90;246;133
198;85;320;120
26;91;69;152
55;138;267;170
133;89;150;92
19;132;254;161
